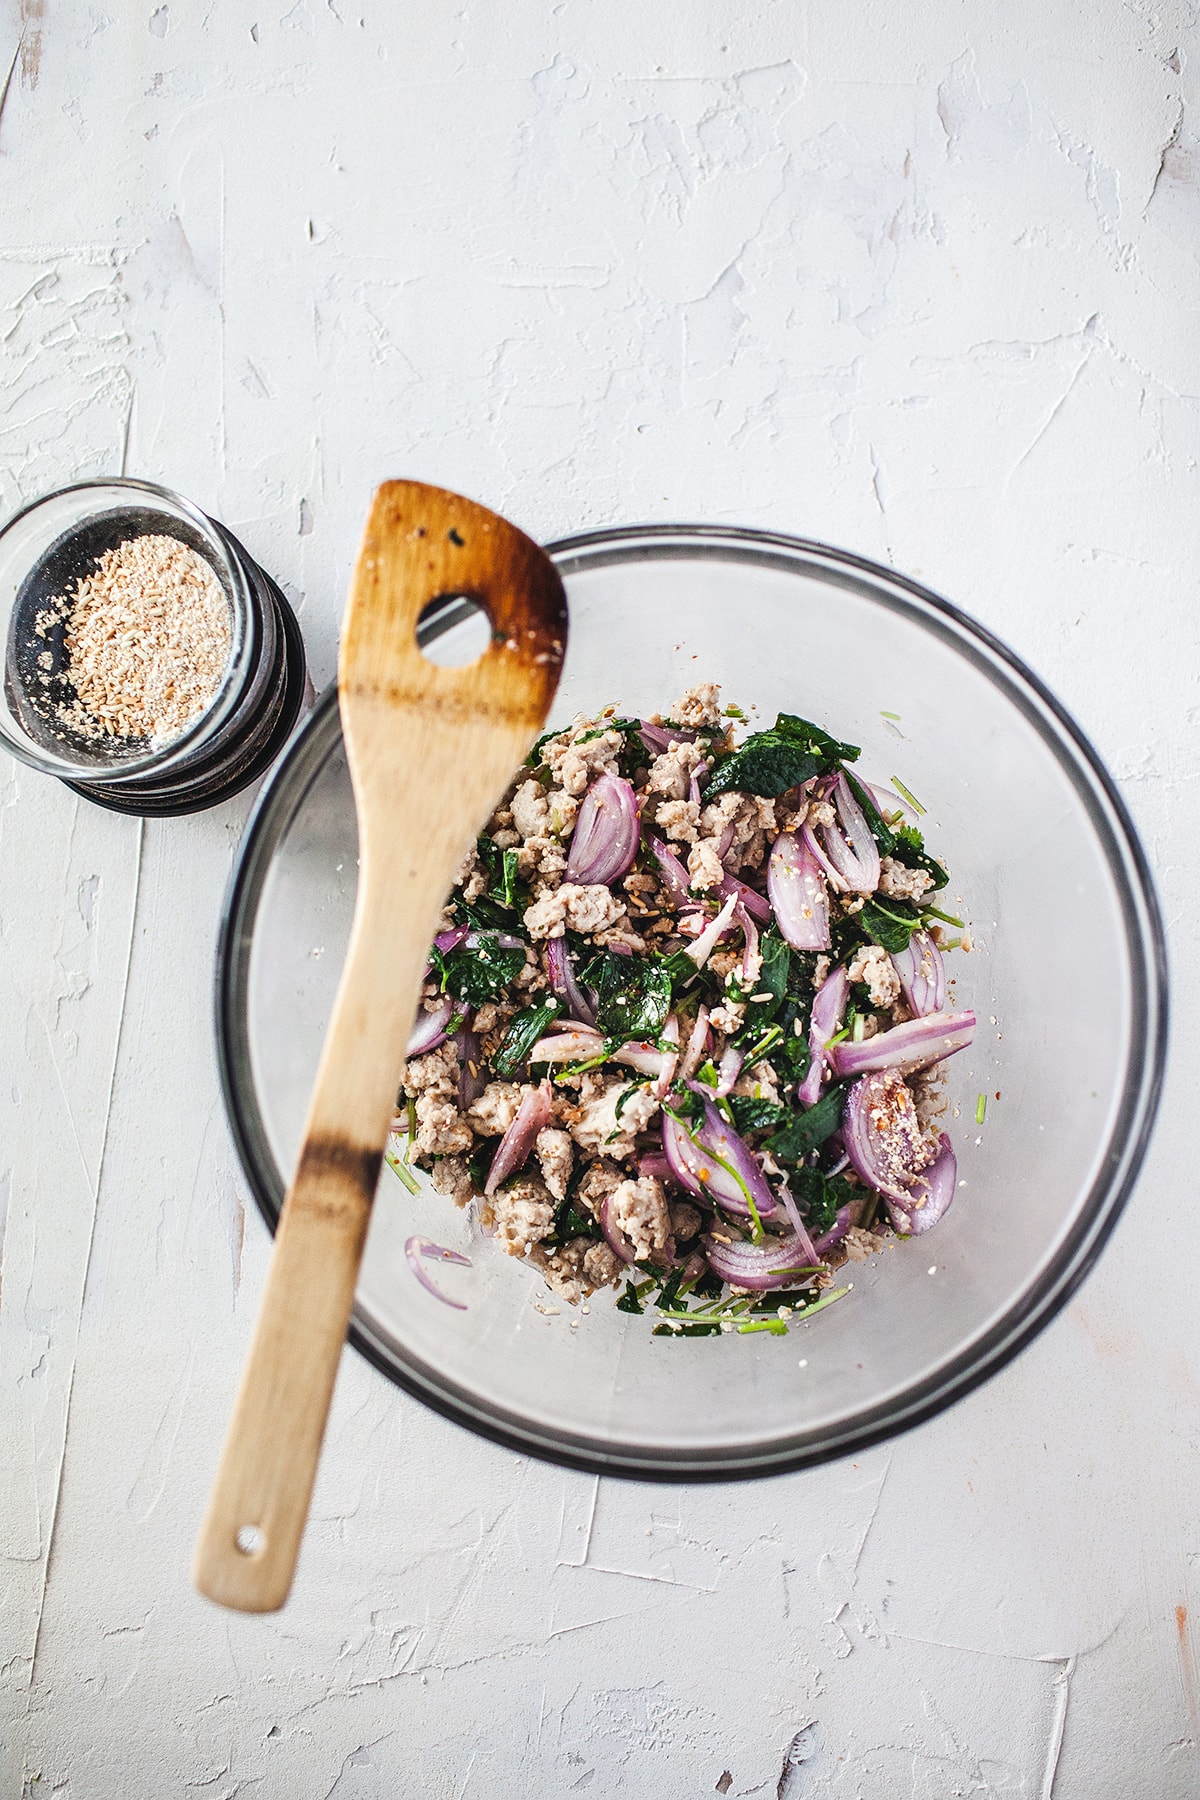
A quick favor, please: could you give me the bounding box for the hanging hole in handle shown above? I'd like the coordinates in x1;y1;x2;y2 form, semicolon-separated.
416;594;494;668
235;1523;265;1556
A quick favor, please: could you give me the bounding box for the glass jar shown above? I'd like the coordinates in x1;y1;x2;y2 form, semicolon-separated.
0;478;308;815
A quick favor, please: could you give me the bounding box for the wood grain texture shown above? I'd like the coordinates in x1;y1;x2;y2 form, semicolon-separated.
193;482;566;1611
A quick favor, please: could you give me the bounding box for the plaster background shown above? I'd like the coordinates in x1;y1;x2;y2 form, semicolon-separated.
0;2;1197;1794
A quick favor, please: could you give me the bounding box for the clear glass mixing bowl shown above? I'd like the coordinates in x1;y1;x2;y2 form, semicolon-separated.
215;526;1166;1480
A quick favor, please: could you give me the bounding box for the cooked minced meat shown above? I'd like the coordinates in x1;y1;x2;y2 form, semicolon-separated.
394;685;976;1333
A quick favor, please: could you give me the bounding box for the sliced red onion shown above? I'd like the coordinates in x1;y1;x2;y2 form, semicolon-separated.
647;834;693;905
800;820;850;894
678;1004;710;1082
405;1236;471;1310
406;995;457;1057
714;1041;744;1097
829;1010;976;1079
434;925;469;955
638;720;701;754
891;930;945;1017
638;1151;673;1182
598;1192;638;1264
612;1041;664;1077
812;1207;852;1258
797;964;849;1107
843;1069;935;1202
735;901;759;983
546;935;597;1027
688;760;708;807
652;1014;680;1100
703;1228;819;1291
815;772;881;894
768;831;830;951
886;1132;957;1236
465;928;524;951
686;887;739;968
528;1026;603;1063
455;1024;486;1109
485;1080;553;1194
777;1181;820;1269
716;821;736;864
566;774;640;885
662;1101;777;1220
718;872;772;922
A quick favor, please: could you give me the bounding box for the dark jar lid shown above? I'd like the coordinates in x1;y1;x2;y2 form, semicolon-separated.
0;479;308;815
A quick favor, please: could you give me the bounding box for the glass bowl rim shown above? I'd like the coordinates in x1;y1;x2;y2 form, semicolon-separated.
0;476;255;781
214;523;1169;1482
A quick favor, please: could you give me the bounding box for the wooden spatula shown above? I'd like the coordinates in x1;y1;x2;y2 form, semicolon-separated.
193;481;567;1612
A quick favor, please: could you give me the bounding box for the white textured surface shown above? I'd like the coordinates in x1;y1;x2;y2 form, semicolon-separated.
0;3;1195;1794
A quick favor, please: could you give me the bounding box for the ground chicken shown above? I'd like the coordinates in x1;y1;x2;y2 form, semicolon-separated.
847;943;902;1009
699;791;776;870
841;1226;890;1263
528;1236;623;1303
608;1175;672;1261
575;1158;623;1217
510;778;550;839
535;1126;573;1201
414;1091;473;1157
544;727;624;796
569;1079;661;1159
812;954;832;991
687;837;726;891
403;1042;459;1097
710;1000;745;1034
646;739;705;800
655;798;700;842
488;1175;556;1257
517;835;568;881
524;882;627;940
878;856;934;902
672;682;722;728
430;1156;475;1207
467;1081;525;1137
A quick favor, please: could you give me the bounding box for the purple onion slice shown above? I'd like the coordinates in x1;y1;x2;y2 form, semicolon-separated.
797;965;849;1107
886;1132;957;1236
433;925;469;955
528;1026;605;1064
566;773;640;886
638;720;701;754
777;1181;820;1269
485;1080;553;1194
678;1005;710;1083
406;1236;471;1310
718;873;772;922
647;834;693;905
407;995;458;1058
703;1228;820;1291
768;831;831;951
598;1191;638;1264
890;929;945;1017
686;888;739;969
546;935;597;1027
693;1101;777;1221
829;1010;976;1079
735;901;759;983
814;772;881;895
652;1014;680;1100
843;1068;936;1202
714;1041;745;1097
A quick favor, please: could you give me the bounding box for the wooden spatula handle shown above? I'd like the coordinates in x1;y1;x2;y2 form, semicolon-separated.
193;482;565;1611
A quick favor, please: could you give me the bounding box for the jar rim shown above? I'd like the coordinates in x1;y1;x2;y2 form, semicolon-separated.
0;476;258;784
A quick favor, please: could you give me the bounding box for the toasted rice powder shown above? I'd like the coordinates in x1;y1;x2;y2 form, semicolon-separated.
39;533;232;746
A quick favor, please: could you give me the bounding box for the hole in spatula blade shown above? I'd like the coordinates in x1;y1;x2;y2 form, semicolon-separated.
235;1523;265;1556
416;593;493;667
